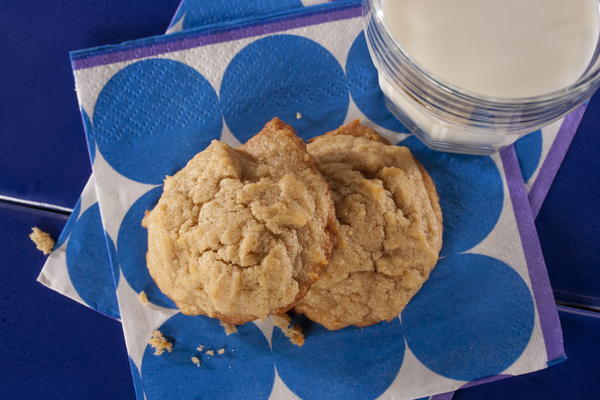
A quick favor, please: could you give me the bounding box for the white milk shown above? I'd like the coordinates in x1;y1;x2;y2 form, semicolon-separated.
382;0;600;98
375;0;600;150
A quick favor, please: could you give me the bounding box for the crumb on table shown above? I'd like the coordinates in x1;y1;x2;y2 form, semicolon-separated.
217;348;225;355
272;314;305;347
29;227;55;255
197;344;204;352
191;356;201;367
147;330;172;356
138;291;149;305
220;321;238;336
205;349;215;356
296;112;302;119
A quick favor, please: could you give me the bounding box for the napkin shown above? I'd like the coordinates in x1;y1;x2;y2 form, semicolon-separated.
37;0;586;324
47;2;563;399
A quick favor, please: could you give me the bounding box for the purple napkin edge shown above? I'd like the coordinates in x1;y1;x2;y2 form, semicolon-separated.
501;145;565;362
70;2;362;70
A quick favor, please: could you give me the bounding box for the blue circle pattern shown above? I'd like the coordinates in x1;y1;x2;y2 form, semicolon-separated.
128;357;145;400
514;130;542;183
55;197;81;249
81;109;96;163
118;187;176;309
273;317;405;399
93;59;222;184
401;136;504;256
220;34;349;142
66;203;120;319
174;0;303;30
402;254;535;381
81;31;535;395
346;32;407;132
141;314;274;400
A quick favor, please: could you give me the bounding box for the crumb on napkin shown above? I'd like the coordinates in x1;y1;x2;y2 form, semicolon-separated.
220;321;238;336
29;227;54;255
205;349;215;356
147;330;172;356
191;356;201;367
138;291;149;305
296;112;302;119
217;348;225;355
272;314;305;347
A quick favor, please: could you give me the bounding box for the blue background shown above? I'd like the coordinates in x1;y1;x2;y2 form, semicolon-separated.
0;1;598;399
0;0;180;208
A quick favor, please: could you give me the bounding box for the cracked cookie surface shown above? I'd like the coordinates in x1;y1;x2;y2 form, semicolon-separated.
294;123;443;330
143;118;336;324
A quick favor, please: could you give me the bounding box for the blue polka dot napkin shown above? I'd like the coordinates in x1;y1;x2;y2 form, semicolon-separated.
37;176;121;320
38;1;564;398
37;0;584;323
166;0;331;33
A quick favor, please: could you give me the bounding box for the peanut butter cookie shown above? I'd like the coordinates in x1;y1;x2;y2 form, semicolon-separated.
294;122;442;330
143;118;336;324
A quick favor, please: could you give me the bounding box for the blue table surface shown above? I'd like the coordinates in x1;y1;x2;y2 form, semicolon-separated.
1;1;599;399
0;202;134;399
537;92;600;310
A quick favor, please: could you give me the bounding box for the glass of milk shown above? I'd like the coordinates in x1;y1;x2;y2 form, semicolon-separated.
364;0;600;154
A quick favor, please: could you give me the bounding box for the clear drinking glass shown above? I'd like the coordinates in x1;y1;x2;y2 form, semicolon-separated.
364;0;600;155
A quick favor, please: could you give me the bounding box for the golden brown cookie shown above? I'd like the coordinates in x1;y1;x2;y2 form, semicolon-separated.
29;227;55;255
143;118;336;324
309;119;390;144
294;122;442;330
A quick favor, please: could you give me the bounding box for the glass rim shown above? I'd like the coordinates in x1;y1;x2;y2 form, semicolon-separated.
368;0;600;107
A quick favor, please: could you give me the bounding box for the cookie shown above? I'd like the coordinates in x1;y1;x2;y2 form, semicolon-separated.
147;330;172;356
271;313;305;347
294;122;442;330
308;119;389;144
143;118;336;324
29;227;54;255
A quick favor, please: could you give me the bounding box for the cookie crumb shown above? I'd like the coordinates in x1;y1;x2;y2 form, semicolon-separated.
296;112;302;119
196;345;204;352
205;350;215;356
191;356;201;367
272;314;305;347
217;348;225;355
147;330;173;356
138;291;149;305
29;227;54;255
220;321;238;336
